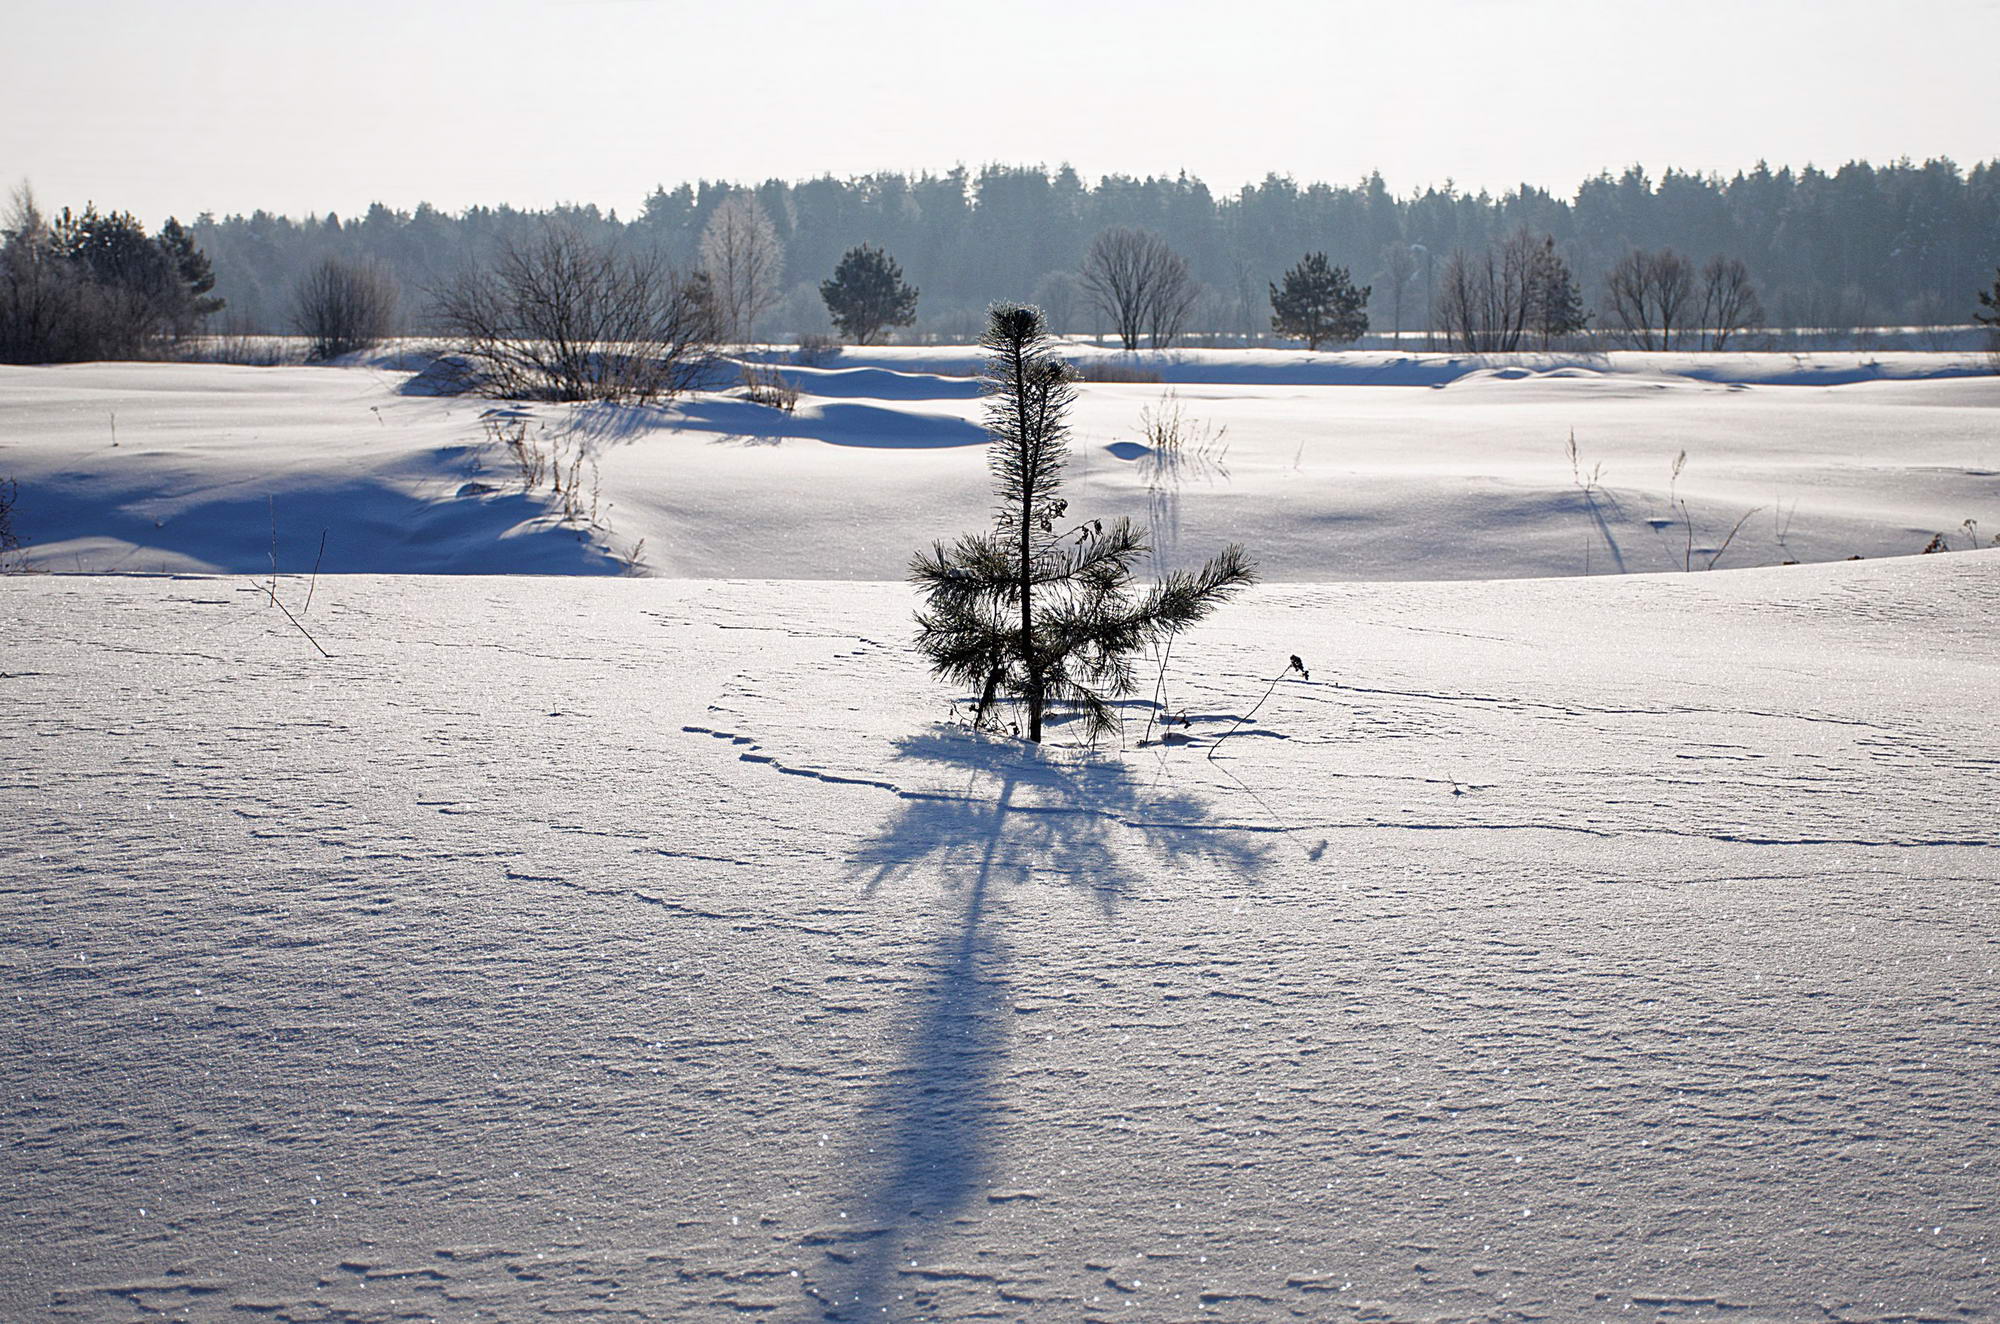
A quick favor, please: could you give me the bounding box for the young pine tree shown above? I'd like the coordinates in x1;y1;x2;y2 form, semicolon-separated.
1977;268;2000;329
820;244;918;344
1530;237;1588;348
1269;253;1369;350
912;305;1255;743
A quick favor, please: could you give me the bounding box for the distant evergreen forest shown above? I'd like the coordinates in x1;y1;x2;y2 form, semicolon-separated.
189;159;2000;343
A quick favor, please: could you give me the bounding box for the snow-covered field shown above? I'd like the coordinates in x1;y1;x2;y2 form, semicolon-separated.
3;349;1997;1321
2;349;1995;580
5;557;1997;1321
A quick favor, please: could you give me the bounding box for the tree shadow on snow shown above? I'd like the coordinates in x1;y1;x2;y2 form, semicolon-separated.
18;476;625;576
804;725;1270;1321
672;398;990;450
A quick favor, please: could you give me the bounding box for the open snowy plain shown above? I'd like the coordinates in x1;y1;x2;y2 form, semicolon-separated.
3;349;1997;1322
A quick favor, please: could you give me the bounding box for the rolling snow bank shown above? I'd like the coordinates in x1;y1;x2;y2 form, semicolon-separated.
2;351;1995;580
3;555;1996;1320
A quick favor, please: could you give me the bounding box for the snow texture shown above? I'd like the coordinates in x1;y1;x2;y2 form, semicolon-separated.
4;553;1997;1321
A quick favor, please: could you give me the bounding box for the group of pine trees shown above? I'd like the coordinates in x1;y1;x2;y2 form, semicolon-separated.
0;188;224;363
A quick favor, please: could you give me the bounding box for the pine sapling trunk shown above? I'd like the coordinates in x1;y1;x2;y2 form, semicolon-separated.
1014;346;1043;742
975;643;1002;726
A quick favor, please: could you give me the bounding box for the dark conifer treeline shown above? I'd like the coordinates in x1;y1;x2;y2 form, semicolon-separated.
189;158;2000;341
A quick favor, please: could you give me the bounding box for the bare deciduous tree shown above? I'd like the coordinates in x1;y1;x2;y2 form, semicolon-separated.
1433;229;1542;352
1699;256;1763;349
1379;241;1417;350
1605;248;1698;350
1081;227;1197;351
431;225;716;403
700;192;784;345
291;257;399;360
1030;270;1080;335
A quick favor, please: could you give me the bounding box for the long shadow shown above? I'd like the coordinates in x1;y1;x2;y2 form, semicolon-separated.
770;365;985;402
1135;436;1231;578
668;398;990;450
1579;487;1630;574
804;726;1270;1321
16;477;624;575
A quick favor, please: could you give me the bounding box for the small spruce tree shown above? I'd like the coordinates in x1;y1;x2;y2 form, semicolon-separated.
912;305;1254;743
820;244;919;345
1530;238;1589;347
1977;268;2000;329
1269;252;1369;350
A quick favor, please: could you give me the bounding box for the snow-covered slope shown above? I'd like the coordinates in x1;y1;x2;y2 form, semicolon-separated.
3;350;1995;580
4;555;1995;1320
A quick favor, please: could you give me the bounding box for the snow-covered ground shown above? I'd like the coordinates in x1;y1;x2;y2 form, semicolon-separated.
2;349;1995;580
4;553;1997;1320
3;347;1997;1321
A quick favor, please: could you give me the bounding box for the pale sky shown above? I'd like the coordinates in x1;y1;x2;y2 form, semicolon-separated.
6;0;1995;225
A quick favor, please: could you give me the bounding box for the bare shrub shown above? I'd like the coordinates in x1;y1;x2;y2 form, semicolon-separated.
292;257;399;360
483;416;599;525
1139;390;1228;460
187;314;300;365
1071;358;1163;384
551;437;599;527
487;417;546;489
791;333;842;366
741;363;799;412
432;225;716;403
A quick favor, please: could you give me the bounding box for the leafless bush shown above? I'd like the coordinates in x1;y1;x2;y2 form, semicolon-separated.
791;333;842;366
487;417;546;489
483;416;599;525
432;225;717;403
1139;390;1228;460
0;246;143;363
293;257;399;360
551;437;599;527
185;314;301;365
1082;227;1197;350
741;363;799;412
1070;358;1163;383
1565;429;1604;494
